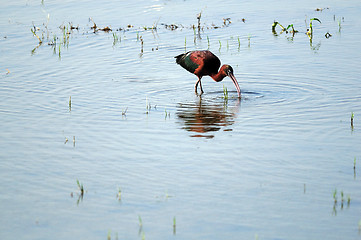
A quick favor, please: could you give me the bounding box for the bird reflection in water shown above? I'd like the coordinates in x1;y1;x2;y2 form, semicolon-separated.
176;97;240;138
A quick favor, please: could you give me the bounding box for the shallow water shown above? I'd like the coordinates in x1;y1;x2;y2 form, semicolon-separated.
1;0;361;239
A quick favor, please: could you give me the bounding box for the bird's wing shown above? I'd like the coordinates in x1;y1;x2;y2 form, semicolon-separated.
175;51;201;74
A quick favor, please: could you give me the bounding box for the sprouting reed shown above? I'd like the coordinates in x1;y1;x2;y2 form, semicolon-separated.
223;84;229;100
117;187;121;201
237;36;240;51
69;96;72;111
173;216;176;235
307;18;321;40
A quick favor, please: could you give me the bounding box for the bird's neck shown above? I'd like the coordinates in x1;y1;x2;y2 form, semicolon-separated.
210;70;227;82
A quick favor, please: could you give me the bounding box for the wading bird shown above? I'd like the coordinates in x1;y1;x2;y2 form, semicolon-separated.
175;50;241;98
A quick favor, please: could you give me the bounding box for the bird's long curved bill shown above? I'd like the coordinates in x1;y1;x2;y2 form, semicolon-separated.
229;72;241;98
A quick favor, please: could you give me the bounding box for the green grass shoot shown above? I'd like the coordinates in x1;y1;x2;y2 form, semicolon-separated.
141;232;145;240
272;21;286;33
173;216;176;235
138;215;143;227
207;36;210;48
107;230;111;240
145;96;150;114
286;24;298;33
341;191;344;202
122;107;128;116
117;187;121;201
333;188;337;203
31;28;43;44
76;179;83;192
184;36;187;52
223;84;228;100
308;18;321;39
69;96;71;110
354;157;356;169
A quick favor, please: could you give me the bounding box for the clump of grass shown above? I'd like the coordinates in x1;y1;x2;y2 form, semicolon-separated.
112;33;121;46
145;97;151;114
223;84;228;100
117;187;121;201
138;215;144;237
173;216;176;235
140;36;144;54
272;21;286;34
341;190;344;205
73;179;84;204
107;230;111;240
333;188;351;213
354;157;356;170
69;96;72;111
307;18;321;40
286;24;298;34
31;25;43;44
197;12;202;30
165;108;170;119
351;112;354;128
138;215;143;227
354;157;357;179
337;18;342;32
122;107;128;116
77;179;84;195
333;188;337;204
184;37;187;52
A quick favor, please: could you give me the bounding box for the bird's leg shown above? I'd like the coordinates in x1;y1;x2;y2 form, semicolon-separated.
195;77;204;95
199;80;204;94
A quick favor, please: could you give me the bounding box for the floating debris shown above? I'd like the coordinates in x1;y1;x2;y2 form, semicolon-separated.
315;7;329;11
163;23;179;30
223;18;232;26
99;26;112;32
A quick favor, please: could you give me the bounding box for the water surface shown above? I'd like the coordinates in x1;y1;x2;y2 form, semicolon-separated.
1;0;361;239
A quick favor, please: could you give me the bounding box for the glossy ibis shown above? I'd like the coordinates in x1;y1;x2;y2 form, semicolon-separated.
175;50;241;98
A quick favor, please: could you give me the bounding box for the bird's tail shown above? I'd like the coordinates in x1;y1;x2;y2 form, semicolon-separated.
174;53;186;64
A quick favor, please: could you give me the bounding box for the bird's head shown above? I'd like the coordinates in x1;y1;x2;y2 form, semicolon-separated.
221;65;241;98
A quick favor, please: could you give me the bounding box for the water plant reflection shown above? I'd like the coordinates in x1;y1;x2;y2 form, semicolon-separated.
176;97;240;138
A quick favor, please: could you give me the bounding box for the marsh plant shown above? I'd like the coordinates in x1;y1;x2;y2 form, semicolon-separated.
223;84;229;100
173;216;176;235
117;187;121;201
68;96;71;111
77;179;84;195
306;18;321;40
333;188;351;214
272;21;286;34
